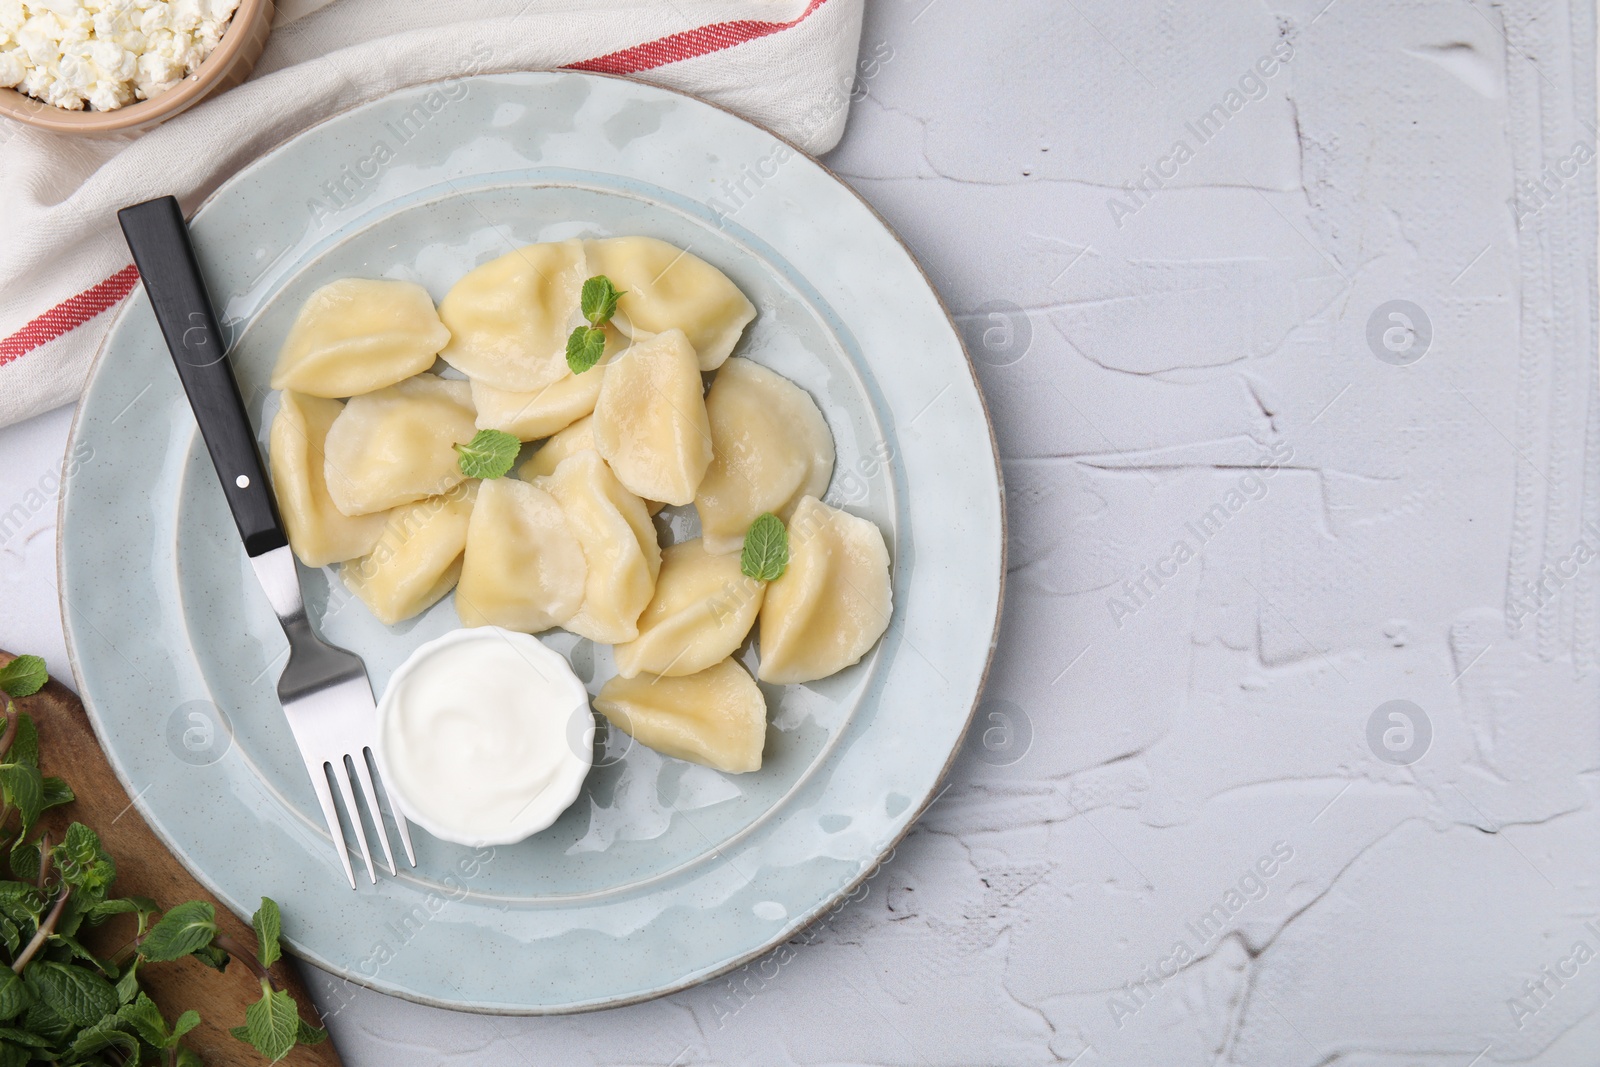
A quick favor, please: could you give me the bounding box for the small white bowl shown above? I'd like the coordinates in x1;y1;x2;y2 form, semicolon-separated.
375;627;594;848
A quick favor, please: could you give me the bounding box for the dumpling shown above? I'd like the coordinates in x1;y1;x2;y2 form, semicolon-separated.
268;392;390;567
757;496;892;684
471;328;625;440
595;657;766;773
584;237;755;370
591;329;712;506
540;451;660;644
270;278;450;398
519;416;664;515
438;240;587;393
322;374;477;516
518;415;596;482
694;358;835;555
613;539;765;679
342;481;478;625
456;478;586;633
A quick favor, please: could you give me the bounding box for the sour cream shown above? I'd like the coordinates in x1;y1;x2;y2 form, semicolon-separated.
376;627;593;847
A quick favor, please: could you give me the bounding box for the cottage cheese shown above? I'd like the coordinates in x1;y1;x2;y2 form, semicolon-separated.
0;0;239;111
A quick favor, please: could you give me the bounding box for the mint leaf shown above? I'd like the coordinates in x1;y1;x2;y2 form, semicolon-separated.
40;777;72;812
113;960;140;1005
7;717;36;769
253;896;282;969
6;842;38;884
236;987;299;1062
0;973;30;1021
68;1015;137;1059
24;960;116;1026
740;512;789;581
298;1016;329;1045
117;992;169;1047
87;895;154;924
21;1000;70;1044
0;764;43;836
193;943;230;972
139;901;218;963
53;823;114;899
0;881;43;923
0;657;45;700
454;429;520;480
580;275;624;326
0;1027;46;1047
176;1047;204;1067
171;1008;201;1042
565;325;607;373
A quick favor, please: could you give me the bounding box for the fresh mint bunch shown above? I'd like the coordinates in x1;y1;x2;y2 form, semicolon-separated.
0;655;327;1064
566;274;625;374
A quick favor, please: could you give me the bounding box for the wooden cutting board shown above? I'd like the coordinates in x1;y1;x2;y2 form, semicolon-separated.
0;651;342;1067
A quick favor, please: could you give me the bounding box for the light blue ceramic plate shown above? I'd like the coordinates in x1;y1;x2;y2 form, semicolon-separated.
58;72;1003;1014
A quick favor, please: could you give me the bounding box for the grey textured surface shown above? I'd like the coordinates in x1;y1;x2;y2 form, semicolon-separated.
4;0;1599;1062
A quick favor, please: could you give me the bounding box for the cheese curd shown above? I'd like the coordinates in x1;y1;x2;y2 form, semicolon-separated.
0;0;240;112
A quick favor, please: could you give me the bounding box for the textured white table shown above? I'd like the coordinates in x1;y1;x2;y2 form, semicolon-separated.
4;0;1598;1063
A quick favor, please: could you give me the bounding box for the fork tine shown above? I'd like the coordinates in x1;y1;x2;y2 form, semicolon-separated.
351;749;396;877
392;799;417;868
309;761;356;890
363;747;417;868
333;758;376;884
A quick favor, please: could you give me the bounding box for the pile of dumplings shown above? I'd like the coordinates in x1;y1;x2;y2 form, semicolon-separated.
266;236;893;776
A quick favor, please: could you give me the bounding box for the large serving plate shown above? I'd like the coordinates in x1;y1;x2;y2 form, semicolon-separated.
58;72;1003;1013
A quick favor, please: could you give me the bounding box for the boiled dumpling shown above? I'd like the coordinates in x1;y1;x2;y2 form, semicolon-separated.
757;496;892;684
271;279;450;398
322;374;477;516
438;240;587;393
584;237;755;370
595;657;766;773
268;392;389;567
519;415;596;481
591;329;712;506
613;539;765;679
471;327;625;440
512;343;699;518
456;478;586;633
539;451;660;644
519;416;664;514
695;358;835;555
342;482;478;625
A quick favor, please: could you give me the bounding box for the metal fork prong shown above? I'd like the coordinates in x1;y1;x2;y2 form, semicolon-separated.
364;747;418;868
393;800;417;868
351;749;396;877
333;759;376;885
309;760;356;890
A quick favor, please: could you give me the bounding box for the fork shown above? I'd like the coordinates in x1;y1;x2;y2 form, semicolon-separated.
119;195;415;888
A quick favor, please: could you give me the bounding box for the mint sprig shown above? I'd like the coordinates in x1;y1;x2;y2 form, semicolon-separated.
454;428;521;479
229;897;327;1061
566;274;625;374
740;513;789;581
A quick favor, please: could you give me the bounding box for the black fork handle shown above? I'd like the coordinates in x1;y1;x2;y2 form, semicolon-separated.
118;196;287;558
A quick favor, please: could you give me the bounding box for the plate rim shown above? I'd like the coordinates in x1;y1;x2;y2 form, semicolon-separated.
57;69;1008;1015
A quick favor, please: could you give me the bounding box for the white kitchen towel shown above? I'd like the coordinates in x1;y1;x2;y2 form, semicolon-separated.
0;0;865;429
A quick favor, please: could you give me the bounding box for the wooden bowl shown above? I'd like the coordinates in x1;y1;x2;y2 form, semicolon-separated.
0;0;273;135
